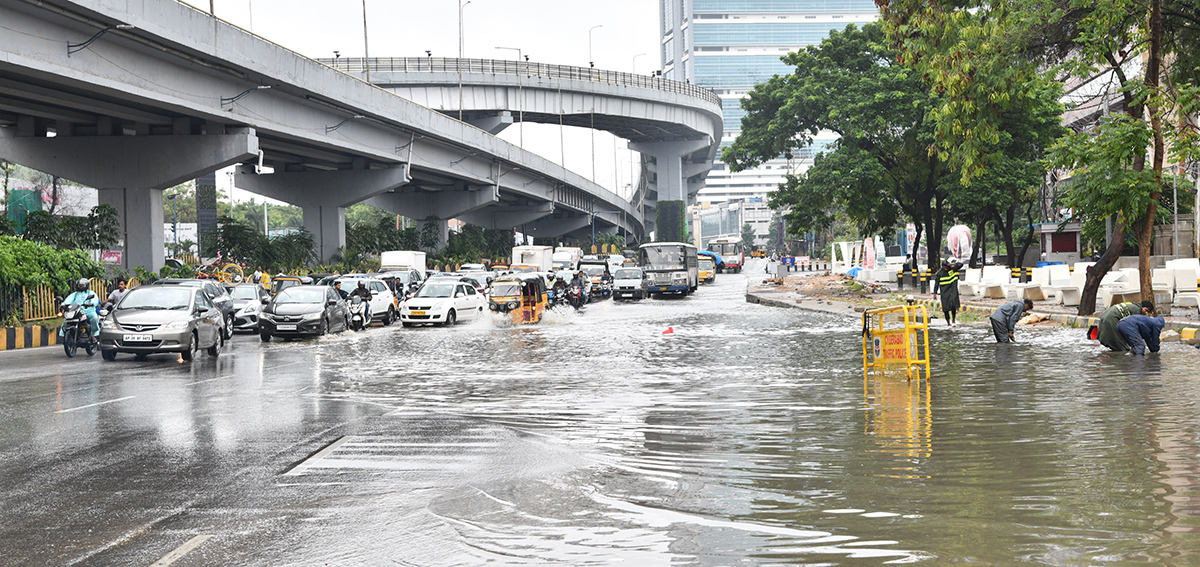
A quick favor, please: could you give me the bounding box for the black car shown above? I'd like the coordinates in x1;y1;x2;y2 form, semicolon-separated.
259;285;348;341
150;278;235;339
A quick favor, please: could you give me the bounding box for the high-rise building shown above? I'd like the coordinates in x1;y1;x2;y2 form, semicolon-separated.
660;0;878;244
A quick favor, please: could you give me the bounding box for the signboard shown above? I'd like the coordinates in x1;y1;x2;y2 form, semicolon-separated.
905;223;916;256
101;250;122;264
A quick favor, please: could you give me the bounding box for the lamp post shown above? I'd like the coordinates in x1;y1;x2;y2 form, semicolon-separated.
362;0;371;83
458;0;471;121
588;25;603;68
632;52;646;74
167;193;178;257
496;46;523;147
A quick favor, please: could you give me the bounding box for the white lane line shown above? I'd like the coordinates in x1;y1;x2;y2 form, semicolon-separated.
148;534;213;567
56;396;136;414
282;436;348;476
183;374;236;387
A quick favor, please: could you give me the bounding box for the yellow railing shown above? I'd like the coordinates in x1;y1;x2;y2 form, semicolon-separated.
862;304;931;381
22;285;59;321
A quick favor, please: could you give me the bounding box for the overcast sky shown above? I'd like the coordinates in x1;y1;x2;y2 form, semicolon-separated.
181;0;662;204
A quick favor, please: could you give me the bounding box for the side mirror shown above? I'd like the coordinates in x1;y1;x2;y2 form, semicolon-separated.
261;297;270;304
455;292;465;298
370;290;379;296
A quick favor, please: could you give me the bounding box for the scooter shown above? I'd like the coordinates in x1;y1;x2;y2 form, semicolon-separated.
60;301;98;358
348;295;368;331
568;284;586;310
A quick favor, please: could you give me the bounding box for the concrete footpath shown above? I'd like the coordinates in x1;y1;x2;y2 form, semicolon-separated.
746;283;1200;342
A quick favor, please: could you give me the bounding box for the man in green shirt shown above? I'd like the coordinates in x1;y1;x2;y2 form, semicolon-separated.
1096;300;1154;352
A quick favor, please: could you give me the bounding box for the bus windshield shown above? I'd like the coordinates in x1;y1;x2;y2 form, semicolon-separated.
639;246;685;270
709;242;742;256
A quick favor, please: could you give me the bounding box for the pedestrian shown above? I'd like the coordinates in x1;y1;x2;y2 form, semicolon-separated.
989;299;1033;343
1095;300;1154;352
107;278;128;305
1116;314;1165;355
934;257;965;327
252;265;262;285
333;281;348;300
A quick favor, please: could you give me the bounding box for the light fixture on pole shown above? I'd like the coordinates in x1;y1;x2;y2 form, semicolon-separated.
458;0;471;121
167;193;179;255
496;46;524;147
588;25;603;68
631;52;646;74
67;24;134;56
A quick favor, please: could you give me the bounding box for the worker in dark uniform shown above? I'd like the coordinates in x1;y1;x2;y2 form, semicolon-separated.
1116;314;1165;355
989;299;1033;343
1096;300;1154;352
933;257;965;327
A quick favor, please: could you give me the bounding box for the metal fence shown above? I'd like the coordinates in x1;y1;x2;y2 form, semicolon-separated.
0;278;145;324
318;57;723;107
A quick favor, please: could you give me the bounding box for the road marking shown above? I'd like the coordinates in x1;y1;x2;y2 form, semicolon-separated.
56;396;136;413
148;534;212;566
282;436;348;476
183;374;236;387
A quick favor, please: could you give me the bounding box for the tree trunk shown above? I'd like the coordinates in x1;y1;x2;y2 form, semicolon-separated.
1137;0;1164;301
969;215;985;268
1078;217;1127;315
1001;203;1018;267
1015;202;1037;269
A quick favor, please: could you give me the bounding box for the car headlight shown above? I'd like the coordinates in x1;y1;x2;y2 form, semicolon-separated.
431;302;446;311
100;318;116;330
672;273;687;281
508;301;518;309
238;304;259;315
260;312;274;320
301;312;323;321
164;320;190;330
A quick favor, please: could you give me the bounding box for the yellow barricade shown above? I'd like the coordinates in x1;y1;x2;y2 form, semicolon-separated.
22;285;58;321
862;304;931;381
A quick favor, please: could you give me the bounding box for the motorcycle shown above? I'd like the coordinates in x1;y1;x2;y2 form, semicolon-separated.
60;300;99;358
348;295;368;331
567;284;586;310
595;280;613;300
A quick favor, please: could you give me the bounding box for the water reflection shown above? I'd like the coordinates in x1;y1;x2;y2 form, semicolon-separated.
863;370;932;478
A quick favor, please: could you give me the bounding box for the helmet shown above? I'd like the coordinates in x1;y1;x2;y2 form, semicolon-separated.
357;281;366;288
947;257;958;265
76;278;89;291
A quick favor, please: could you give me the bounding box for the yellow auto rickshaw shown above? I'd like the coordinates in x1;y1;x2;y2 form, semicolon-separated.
269;275;312;296
488;274;547;325
698;257;716;283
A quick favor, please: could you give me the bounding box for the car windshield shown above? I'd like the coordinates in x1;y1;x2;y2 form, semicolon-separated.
230;286;259;300
416;284;456;298
461;273;490;286
118;287;192;310
491;283;520;296
582;266;605;277
552;261;572;270
614;269;641;279
275;287;326;304
511;265;536;273
699;259;714;270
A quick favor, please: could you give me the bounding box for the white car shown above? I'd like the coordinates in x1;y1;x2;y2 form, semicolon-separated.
336;277;398;325
401;280;486;326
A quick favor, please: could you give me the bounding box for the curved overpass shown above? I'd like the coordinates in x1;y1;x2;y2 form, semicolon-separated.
321;57;726;233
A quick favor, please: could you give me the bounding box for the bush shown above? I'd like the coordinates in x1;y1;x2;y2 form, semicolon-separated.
0;236;103;294
656;201;687;243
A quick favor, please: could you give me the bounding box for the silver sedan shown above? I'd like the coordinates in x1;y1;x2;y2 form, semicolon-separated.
99;286;223;361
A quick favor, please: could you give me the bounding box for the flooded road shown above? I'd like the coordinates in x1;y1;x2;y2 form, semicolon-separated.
1;259;1198;565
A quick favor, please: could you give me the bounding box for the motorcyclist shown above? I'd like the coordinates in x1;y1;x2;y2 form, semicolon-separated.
348;281;372;322
61;278;100;338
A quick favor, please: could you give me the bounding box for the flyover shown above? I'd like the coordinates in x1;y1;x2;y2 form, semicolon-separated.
0;0;645;271
321;57;725;235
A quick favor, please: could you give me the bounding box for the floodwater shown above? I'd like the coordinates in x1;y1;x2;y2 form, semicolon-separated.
1;258;1198;566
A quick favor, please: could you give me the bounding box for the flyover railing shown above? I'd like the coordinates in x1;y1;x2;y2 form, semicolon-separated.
319;57;722;107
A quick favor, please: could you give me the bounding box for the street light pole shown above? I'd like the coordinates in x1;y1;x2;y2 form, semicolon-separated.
632;52;646;74
495;46;523;147
458;0;471;121
591;210;621;249
362;0;371;83
588;25;603;68
167;193;178;257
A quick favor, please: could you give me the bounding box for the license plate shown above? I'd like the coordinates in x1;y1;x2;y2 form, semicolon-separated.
410;311;426;316
276;324;297;331
122;334;152;342
658;286;668;291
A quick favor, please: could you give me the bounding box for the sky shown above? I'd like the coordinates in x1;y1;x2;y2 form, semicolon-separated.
180;0;662;205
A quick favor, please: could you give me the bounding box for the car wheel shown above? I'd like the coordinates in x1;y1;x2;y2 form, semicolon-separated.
444;309;457;326
101;349;117;361
206;334;220;357
319;318;328;336
402;322;413;328
383;307;394;326
222;315;233;340
181;332;196;361
260;332;271;342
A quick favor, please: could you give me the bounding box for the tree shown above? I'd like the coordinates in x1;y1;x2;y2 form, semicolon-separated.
724;23;953;269
878;0;1200;313
656;201;688;243
740;223;756;248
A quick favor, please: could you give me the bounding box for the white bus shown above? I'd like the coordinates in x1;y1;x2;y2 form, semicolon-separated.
707;236;745;273
637;242;699;297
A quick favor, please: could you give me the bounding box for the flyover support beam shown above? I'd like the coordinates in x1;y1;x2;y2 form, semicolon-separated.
0;131;259;272
462;111;514;135
630;139;711;203
525;215;592;239
234;166;410;263
455;202;554;230
366;185;501;250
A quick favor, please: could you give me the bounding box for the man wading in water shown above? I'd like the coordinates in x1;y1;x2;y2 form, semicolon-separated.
933;257;965;327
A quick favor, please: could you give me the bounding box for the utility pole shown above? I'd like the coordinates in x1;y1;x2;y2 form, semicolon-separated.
362;0;371;83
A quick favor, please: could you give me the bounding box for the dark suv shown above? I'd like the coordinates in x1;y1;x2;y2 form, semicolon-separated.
150;278;235;339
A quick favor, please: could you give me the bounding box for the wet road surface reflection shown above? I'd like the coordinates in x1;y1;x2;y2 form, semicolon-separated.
1;259;1199;566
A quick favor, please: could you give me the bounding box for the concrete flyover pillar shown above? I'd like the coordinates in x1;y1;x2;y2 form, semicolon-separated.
366;184;501;250
629;138;712;203
0;130;259;272
233;166;411;263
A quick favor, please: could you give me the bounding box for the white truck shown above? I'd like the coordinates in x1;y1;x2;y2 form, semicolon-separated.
511;246;554;272
380;250;427;274
552;247;584;272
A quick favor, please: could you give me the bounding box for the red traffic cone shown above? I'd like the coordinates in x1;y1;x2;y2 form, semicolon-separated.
663;326;674;335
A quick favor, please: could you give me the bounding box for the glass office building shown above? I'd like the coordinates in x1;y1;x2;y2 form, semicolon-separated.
661;0;878;243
